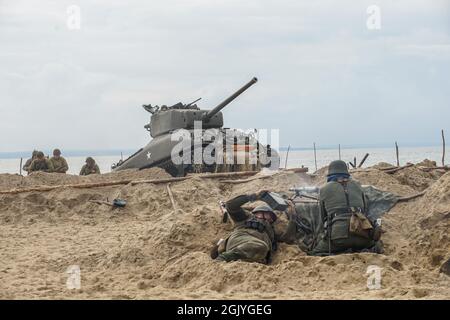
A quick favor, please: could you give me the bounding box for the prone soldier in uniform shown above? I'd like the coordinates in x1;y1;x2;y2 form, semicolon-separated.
79;157;101;176
28;151;54;173
49;149;69;173
309;160;383;256
211;190;297;264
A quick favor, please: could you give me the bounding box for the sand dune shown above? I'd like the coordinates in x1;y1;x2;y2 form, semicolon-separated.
0;164;448;299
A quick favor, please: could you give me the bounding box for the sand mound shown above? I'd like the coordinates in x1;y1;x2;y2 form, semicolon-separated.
0;168;170;192
0;166;449;299
391;166;444;192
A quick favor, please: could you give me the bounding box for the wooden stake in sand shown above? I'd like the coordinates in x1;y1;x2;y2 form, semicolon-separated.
313;143;318;172
166;183;177;212
284;145;291;169
442;129;446;166
338;144;341;160
19;158;23;176
358;153;369;168
397;191;426;202
395;142;400;167
89;199;114;206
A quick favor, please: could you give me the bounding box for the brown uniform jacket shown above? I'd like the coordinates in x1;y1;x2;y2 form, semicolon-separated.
79;164;100;175
29;159;54;172
49;157;69;173
225;194;297;250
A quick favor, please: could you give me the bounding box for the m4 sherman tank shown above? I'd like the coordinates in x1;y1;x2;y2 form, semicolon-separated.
112;77;280;176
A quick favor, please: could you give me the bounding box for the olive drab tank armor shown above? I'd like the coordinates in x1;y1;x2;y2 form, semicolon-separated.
111;77;279;176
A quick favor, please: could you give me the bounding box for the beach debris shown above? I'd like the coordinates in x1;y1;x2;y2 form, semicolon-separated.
89;198;127;208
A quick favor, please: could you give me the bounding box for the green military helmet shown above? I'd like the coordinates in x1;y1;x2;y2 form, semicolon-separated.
327;160;349;176
252;205;277;222
36;151;45;159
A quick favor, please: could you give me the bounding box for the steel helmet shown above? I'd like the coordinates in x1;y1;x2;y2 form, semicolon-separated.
327;160;349;176
252;205;277;222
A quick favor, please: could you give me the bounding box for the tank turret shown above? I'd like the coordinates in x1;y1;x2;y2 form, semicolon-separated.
142;77;257;138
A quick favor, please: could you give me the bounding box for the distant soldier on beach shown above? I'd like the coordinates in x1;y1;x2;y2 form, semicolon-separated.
210;190;297;264
28;151;54;173
79;157;101;175
23;150;38;174
309;160;383;256
49;149;69;173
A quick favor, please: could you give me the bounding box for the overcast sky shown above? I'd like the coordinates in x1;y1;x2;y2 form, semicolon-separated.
1;0;449;152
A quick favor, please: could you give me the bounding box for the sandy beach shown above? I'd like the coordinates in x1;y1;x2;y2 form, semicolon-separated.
0;160;448;300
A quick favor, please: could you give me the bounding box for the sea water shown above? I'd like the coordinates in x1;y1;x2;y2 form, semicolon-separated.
0;146;444;175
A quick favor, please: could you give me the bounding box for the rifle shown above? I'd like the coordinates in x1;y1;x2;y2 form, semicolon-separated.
289;187;319;201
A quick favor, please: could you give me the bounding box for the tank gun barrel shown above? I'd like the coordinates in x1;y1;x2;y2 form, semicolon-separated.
202;77;258;122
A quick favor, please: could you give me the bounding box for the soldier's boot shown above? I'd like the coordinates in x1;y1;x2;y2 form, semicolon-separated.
369;240;384;254
216;251;242;262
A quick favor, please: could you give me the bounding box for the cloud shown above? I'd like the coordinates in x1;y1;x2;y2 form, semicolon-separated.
0;0;449;152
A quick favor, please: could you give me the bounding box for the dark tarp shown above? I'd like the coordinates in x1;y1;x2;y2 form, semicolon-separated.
290;186;399;251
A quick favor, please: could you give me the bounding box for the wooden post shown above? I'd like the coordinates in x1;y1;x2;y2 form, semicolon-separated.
121;152;123;162
338;144;341;160
19;157;23;176
395;142;400;167
358;153;369;168
166;183;177;212
354;156;357;168
442;129;446;166
284;145;291;169
313;143;318;172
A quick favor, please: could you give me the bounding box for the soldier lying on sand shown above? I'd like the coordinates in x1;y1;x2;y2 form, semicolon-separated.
309;160;383;256
211;190;297;264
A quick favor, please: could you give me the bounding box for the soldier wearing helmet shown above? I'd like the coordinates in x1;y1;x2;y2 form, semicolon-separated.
23;150;39;174
309;160;383;256
79;157;101;176
211;190;297;264
28;151;54;173
49;149;69;173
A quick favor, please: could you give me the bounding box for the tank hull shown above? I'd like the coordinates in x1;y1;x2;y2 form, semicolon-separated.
113;129;279;176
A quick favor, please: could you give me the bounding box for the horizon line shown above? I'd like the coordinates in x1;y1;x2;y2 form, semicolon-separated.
0;143;445;159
